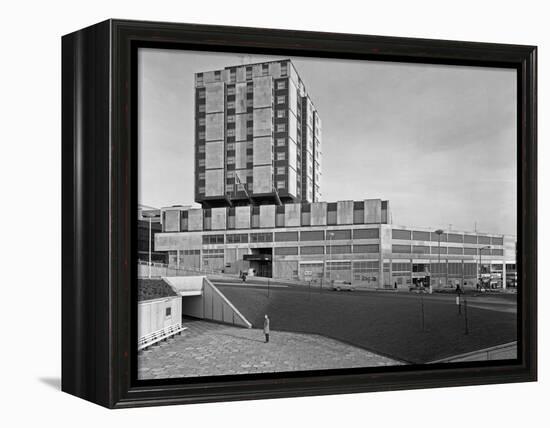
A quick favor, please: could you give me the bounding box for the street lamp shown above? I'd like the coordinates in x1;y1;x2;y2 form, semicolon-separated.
141;211;157;279
328;232;335;284
434;229;444;294
478;245;491;290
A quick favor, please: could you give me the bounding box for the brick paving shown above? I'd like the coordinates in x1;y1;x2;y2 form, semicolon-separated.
138;319;401;379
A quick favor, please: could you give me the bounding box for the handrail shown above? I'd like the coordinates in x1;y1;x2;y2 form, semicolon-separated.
138;323;187;351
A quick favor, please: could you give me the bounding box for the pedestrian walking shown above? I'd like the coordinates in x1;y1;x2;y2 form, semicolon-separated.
455;281;462;295
263;314;270;343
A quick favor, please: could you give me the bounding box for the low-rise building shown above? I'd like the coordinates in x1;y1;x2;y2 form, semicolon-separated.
154;199;516;290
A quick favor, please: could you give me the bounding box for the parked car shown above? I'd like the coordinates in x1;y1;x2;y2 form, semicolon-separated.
331;280;354;291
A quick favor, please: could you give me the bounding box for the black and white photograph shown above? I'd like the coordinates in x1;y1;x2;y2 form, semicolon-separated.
137;49;519;380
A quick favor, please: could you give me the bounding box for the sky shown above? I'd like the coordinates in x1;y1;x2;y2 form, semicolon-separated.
138;48;517;235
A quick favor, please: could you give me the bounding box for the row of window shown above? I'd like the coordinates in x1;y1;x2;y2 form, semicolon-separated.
392;229;504;246
392;244;504;256
171;204;388;228
201;228;381;245
196;62;289;85
390;262;501;276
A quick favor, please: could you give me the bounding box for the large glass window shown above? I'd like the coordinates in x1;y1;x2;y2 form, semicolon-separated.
202;234;225;245
447;233;464;243
353;228;379;239
330;245;352;254
275;231;299;242
392;244;411;254
226;233;248;244
250;232;273;243
274;247;298;256
301;230;325;241
392;229;412;240
327;229;351;240
353;244;379;253
300;246;325;255
412;231;430;241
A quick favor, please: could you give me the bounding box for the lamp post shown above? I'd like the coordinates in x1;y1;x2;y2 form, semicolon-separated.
478;245;491;290
148;216;152;278
141;211;156;279
328;232;335;284
434;229;444;294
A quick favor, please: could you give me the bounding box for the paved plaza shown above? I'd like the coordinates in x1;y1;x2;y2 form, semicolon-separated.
138;319;401;379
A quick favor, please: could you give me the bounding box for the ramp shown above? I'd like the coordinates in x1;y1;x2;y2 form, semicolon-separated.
163;276;252;329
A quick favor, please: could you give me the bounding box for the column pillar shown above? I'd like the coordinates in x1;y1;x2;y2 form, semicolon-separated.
502;261;507;290
445;258;449;287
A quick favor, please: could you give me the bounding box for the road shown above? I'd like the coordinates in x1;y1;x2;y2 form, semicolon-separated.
212;280;518;364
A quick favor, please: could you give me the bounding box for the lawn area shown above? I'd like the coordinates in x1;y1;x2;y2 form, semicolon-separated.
216;285;517;364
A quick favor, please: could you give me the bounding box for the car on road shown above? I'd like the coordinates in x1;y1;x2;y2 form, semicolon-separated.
331;280;354;291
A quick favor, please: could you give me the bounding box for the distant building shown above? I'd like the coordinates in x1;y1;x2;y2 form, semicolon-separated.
138;206;167;264
195;59;322;207
155;201;515;290
151;61;516;291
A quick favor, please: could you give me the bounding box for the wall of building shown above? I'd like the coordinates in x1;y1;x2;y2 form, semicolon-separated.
179;278;251;328
138;296;182;339
195;59;322;207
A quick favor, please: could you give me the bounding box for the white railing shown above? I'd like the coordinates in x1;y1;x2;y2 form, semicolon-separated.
138;323;187;351
137;259;228;278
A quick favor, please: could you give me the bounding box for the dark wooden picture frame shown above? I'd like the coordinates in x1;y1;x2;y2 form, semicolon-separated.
62;19;537;408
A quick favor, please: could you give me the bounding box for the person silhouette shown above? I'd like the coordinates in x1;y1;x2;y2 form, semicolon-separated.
263;314;270;343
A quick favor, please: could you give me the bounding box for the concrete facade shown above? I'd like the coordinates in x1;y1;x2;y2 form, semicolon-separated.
195;59;322;207
138;296;182;339
157;200;515;291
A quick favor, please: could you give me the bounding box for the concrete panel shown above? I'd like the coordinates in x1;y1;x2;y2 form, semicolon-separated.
288;111;298;143
306;127;314;153
235;169;250;186
288;167;297;195
311;202;327;226
155;232;203;251
253;108;272;137
253;136;272;166
337;201;354;225
164;210;180;232
211;207;227;230
252;64;263;78
164;276;203;296
235;141;247;169
288;140;297;170
365;199;382;224
253;165;273;194
253;76;273;108
202;71;217;84
288;79;298;115
270;62;281;78
205;112;224;141
284;203;301;227
273;260;299;280
205;82;224;113
260;205;276;228
205;141;224;169
205;169;224;197
236;67;246;83
235;206;251;229
188;209;204;231
236;82;247;113
235;114;247;141
380;224;393;255
381;201;390;224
